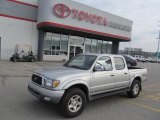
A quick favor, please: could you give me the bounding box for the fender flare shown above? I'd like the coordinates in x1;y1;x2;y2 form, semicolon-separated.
129;74;142;88
62;80;90;98
62;80;89;90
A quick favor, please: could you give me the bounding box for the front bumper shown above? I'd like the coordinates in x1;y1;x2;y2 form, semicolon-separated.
28;80;65;104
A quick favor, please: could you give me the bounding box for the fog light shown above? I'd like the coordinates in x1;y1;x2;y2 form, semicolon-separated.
44;97;51;101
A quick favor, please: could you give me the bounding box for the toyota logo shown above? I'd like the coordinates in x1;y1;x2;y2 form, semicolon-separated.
53;4;71;18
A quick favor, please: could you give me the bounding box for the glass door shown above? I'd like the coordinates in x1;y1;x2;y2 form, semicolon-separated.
69;35;85;59
69;46;84;59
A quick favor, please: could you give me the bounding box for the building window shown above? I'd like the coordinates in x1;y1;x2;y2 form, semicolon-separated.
61;35;68;55
107;42;112;54
70;36;84;46
51;33;60;55
97;40;102;54
91;39;97;53
43;34;52;55
43;32;68;56
102;41;108;54
85;38;92;53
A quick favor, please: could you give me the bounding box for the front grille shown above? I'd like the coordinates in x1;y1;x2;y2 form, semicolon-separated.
32;74;42;85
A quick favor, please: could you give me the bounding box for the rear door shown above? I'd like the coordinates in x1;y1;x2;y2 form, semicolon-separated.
113;57;130;89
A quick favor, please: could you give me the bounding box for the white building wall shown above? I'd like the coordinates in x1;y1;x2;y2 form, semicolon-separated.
14;0;38;5
0;17;38;60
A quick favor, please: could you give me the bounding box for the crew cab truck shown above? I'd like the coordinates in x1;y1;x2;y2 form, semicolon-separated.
28;54;147;118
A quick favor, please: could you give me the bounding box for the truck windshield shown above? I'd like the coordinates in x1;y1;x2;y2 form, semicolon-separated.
63;55;97;70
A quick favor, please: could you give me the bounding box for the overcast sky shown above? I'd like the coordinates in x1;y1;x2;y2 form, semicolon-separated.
73;0;160;52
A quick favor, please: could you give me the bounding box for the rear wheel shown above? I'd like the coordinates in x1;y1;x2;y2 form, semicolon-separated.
127;80;141;98
60;88;87;118
31;58;35;62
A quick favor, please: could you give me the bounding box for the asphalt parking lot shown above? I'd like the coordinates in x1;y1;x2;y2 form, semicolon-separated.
0;61;160;120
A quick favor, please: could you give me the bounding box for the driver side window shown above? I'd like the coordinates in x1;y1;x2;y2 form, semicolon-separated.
94;56;113;71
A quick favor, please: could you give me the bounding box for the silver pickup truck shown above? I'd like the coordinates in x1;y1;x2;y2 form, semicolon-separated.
28;54;147;118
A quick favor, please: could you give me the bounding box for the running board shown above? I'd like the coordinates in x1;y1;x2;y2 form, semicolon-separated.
89;88;129;101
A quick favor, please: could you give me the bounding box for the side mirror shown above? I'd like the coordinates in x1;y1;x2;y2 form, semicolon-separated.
94;64;104;71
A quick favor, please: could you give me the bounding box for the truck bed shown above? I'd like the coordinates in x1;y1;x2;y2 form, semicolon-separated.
128;66;144;70
128;66;147;83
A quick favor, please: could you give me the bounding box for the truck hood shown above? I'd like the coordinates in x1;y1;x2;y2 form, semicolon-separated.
34;66;90;80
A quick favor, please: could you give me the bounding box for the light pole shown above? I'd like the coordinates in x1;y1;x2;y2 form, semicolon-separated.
156;30;160;61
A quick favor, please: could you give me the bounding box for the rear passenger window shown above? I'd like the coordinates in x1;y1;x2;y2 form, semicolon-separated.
114;57;125;70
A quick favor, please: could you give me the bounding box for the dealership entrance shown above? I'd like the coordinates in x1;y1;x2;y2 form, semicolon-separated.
69;46;84;59
41;32;114;61
69;36;84;59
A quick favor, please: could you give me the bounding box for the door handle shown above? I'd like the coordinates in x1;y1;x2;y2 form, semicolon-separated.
124;72;128;75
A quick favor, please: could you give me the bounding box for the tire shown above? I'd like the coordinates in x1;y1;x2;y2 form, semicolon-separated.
10;57;13;62
13;58;17;62
127;80;141;98
60;88;87;118
31;58;35;62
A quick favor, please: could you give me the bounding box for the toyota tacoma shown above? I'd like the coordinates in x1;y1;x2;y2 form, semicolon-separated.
28;54;147;117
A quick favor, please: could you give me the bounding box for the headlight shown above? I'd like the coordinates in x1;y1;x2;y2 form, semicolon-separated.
44;79;60;88
45;79;53;87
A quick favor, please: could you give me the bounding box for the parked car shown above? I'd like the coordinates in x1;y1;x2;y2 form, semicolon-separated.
148;57;157;63
122;55;137;67
141;58;150;63
28;54;147;118
133;55;145;62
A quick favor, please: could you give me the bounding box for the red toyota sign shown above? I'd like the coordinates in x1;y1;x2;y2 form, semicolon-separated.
53;3;107;26
53;4;71;18
53;3;131;32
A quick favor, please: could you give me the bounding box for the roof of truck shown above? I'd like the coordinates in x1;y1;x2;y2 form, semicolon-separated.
80;53;123;58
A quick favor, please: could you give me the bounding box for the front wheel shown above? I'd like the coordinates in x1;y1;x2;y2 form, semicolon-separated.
60;88;87;118
127;80;141;98
10;57;14;62
13;57;18;62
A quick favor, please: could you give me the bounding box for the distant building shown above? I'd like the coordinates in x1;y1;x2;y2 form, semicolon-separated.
119;47;156;58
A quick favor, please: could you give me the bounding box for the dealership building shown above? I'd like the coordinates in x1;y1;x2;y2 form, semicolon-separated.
0;0;132;61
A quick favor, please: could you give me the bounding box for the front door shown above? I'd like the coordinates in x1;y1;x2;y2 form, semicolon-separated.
69;46;84;59
91;56;116;94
